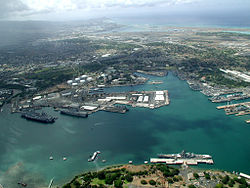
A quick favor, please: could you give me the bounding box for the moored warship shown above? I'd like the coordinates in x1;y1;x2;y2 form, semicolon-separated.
21;111;57;123
60;109;88;118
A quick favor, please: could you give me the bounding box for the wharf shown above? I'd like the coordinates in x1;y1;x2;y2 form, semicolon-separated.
235;111;250;116
216;102;250;109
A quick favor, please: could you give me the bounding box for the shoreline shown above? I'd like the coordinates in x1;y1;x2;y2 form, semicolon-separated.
62;163;250;188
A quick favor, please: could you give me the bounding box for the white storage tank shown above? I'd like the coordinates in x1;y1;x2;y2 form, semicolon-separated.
81;75;87;79
67;80;73;84
87;77;93;82
80;80;85;83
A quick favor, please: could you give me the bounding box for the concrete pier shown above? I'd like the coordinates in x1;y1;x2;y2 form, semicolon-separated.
216;102;250;109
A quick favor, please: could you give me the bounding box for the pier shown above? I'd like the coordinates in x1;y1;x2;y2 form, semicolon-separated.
216;102;250;109
217;102;250;119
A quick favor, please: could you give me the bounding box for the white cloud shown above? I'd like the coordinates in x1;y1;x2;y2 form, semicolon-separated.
24;0;77;11
2;0;249;20
20;0;198;12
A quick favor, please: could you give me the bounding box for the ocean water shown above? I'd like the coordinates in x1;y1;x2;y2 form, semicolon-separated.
0;72;249;187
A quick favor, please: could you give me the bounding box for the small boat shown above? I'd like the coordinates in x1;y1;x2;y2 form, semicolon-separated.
49;156;53;160
102;160;106;163
129;161;133;164
17;182;27;187
63;157;67;161
144;161;148;164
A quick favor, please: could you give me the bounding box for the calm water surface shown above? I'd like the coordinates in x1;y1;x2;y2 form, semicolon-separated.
0;72;249;187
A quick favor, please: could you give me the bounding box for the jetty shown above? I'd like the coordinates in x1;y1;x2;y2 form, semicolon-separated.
216;102;250;109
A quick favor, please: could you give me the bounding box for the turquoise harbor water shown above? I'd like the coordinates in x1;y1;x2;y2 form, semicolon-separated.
0;72;250;187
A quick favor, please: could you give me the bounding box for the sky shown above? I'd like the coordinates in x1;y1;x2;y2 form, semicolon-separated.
0;0;250;22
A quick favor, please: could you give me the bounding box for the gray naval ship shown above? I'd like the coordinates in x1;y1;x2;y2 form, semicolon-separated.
21;110;57;123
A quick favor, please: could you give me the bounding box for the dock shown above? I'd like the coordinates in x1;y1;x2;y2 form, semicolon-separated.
216;102;250;109
235;111;250;116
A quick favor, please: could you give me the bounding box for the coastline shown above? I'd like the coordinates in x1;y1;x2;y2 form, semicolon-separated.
62;163;250;188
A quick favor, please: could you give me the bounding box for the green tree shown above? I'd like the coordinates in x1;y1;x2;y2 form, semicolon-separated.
235;178;247;186
214;183;224;188
141;180;147;185
204;172;211;180
149;180;156;186
173;176;179;182
73;181;81;187
105;174;114;185
193;173;199;179
97;171;106;180
188;185;196;188
125;174;133;182
167;178;174;184
98;184;105;188
228;179;235;187
114;179;123;188
171;168;180;176
222;175;230;184
62;183;71;188
239;185;247;188
178;176;183;181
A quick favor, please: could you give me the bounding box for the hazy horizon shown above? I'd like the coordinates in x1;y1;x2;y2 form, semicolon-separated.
0;0;250;25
